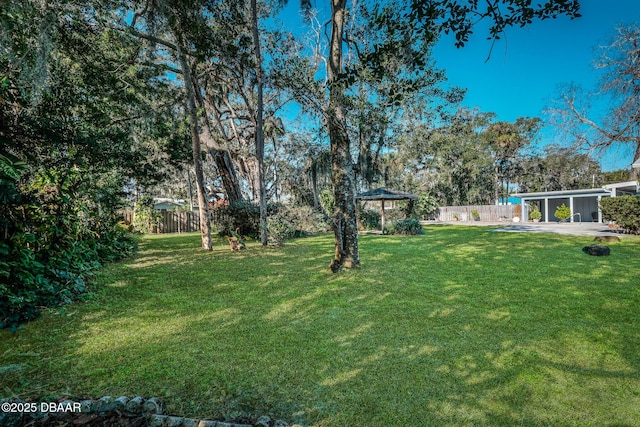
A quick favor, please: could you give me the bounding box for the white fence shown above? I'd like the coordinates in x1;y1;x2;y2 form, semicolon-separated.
437;205;518;222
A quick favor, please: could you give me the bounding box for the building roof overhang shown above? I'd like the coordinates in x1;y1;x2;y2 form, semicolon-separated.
512;187;611;200
603;181;639;192
513;180;639;200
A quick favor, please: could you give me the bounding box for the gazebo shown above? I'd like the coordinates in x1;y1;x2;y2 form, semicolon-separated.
355;187;418;231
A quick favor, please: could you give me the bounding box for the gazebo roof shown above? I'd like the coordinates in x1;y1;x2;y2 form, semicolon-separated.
355;187;418;201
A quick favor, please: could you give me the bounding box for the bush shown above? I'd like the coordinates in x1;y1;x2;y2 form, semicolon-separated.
213;202;330;241
390;218;423;235
277;205;330;236
358;209;381;230
318;189;335;216
264;205;330;246
212;201;281;238
0;162;137;331
416;192;438;219
600;196;640;234
132;195;162;234
266;214;296;247
0;226;136;331
554;203;571;221
530;209;542;220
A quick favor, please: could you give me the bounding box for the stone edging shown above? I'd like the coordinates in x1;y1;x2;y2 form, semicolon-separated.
0;396;303;427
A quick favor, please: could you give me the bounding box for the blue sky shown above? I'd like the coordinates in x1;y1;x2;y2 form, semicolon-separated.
432;0;640;172
277;1;640;172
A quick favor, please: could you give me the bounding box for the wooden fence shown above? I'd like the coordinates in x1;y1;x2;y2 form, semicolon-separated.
125;204;520;233
437;205;519;222
123;210;201;233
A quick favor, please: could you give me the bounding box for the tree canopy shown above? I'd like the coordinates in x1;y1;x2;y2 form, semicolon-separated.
1;0;585;327
547;23;640;179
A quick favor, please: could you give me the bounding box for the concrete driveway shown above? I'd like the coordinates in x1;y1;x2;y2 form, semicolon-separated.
428;221;622;237
491;222;618;236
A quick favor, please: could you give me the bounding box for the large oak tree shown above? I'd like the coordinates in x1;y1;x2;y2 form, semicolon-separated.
321;0;581;271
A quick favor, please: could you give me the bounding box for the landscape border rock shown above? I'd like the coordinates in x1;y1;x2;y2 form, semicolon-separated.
594;235;621;243
0;397;303;427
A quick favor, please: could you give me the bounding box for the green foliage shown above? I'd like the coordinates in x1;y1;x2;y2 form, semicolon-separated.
530;209;542;220
0;1;184;329
602;169;631;185
213;201;327;239
270;205;331;245
133;195;162;234
389;218;423;235
358;209;381;230
402;199;418;219
318;189;335;216
266;213;296;247
600;196;640;234
395;109;496;206
517;145;603;193
215;203;328;246
554;203;571;221
274;205;330;236
0;176;137;330
212;201;266;238
471;209;480;220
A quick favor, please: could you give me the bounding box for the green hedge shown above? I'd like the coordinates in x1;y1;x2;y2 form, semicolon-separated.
388;218;424;235
600;196;640;234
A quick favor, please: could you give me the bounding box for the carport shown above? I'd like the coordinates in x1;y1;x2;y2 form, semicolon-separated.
512;188;611;223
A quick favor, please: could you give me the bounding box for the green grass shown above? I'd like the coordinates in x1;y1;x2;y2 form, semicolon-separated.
2;226;640;426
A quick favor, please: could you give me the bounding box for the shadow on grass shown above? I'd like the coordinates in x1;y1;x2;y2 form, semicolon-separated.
1;227;639;425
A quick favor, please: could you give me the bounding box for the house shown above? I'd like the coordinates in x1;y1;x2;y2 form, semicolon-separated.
153;198;186;211
512;181;639;223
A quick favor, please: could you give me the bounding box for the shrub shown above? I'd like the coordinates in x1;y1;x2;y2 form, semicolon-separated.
318;189;335;216
402;199;418;219
530;210;542;220
0;226;136;331
266;214;296;247
471;209;480;220
212;201;283;238
213;203;329;241
554;203;571;221
132;195;162;234
0;161;138;330
358;209;381;230
276;205;330;235
214;200;261;237
416;192;438;219
265;205;330;246
391;218;423;235
385;206;407;223
600;196;640;234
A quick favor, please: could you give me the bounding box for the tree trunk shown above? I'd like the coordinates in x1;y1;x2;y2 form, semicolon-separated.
494;162;500;205
311;163;319;209
212;149;243;203
176;40;212;251
186;169;194;210
631;141;640;180
190;74;244;205
251;0;268;246
328;0;359;272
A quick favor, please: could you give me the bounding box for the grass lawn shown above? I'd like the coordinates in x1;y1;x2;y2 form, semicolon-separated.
2;225;639;426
